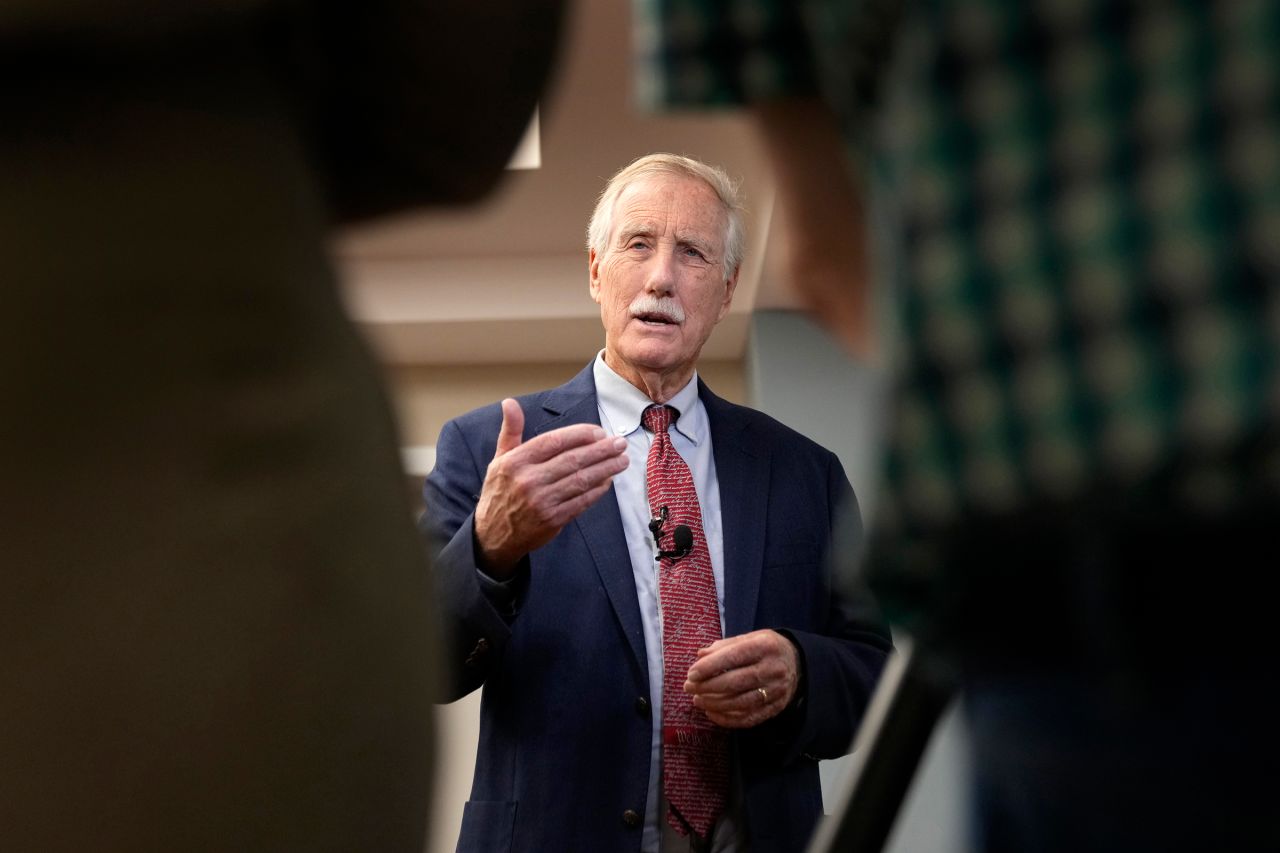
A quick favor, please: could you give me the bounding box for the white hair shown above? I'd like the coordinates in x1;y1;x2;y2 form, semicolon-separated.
586;153;746;275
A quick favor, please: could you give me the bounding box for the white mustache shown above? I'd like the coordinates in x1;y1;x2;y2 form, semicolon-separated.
628;295;684;324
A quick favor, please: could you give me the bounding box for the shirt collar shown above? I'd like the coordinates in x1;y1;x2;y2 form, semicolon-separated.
592;350;705;445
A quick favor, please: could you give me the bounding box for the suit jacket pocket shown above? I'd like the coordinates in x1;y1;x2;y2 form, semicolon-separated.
456;800;517;853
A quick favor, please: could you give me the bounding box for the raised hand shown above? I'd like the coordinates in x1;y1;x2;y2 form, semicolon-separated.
474;398;629;577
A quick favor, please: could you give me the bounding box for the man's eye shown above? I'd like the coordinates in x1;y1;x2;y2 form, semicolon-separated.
683;247;706;260
629;240;649;250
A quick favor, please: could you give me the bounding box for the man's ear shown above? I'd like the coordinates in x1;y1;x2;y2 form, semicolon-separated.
716;265;741;321
588;248;602;304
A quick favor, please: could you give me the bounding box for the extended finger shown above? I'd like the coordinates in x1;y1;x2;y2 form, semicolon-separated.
512;459;627;533
539;442;629;499
527;434;629;488
509;423;616;465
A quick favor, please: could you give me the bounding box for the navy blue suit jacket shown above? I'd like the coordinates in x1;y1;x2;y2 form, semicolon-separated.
422;364;891;853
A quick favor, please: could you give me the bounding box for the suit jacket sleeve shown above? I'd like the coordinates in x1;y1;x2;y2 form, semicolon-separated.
420;406;522;701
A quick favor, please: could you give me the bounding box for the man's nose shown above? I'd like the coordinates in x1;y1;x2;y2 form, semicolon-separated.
644;248;678;295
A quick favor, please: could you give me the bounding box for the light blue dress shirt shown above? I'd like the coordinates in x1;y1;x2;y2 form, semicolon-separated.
592;352;727;853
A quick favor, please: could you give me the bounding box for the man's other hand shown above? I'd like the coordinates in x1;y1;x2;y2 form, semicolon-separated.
684;630;801;728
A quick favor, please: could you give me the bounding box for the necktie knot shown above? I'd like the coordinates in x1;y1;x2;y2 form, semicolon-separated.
642;404;675;435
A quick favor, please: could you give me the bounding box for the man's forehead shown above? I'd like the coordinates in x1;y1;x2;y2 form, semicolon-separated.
612;175;725;241
617;172;717;206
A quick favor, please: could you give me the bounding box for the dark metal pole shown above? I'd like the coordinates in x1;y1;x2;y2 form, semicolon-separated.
807;637;958;853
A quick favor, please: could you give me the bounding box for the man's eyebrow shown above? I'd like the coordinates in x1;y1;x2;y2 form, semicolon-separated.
616;220;654;239
677;232;717;255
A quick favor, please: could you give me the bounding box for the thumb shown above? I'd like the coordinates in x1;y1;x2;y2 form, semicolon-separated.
494;398;525;457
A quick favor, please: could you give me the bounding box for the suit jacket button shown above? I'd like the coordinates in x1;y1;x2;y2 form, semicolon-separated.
622;809;642;828
634;696;650;718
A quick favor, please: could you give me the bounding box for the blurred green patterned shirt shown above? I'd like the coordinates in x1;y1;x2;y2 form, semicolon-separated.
636;0;1280;610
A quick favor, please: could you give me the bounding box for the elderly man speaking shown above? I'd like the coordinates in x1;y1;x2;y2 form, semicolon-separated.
422;153;891;853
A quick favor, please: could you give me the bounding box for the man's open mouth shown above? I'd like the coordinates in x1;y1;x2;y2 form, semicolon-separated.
634;311;678;325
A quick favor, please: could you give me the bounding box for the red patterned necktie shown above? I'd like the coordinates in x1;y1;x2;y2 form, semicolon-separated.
642;404;728;841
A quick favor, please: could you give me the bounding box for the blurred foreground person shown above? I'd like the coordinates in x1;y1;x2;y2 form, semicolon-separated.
637;1;1280;850
1;1;562;850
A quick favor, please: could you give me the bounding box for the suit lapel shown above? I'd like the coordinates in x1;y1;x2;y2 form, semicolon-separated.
701;382;770;637
534;364;648;678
